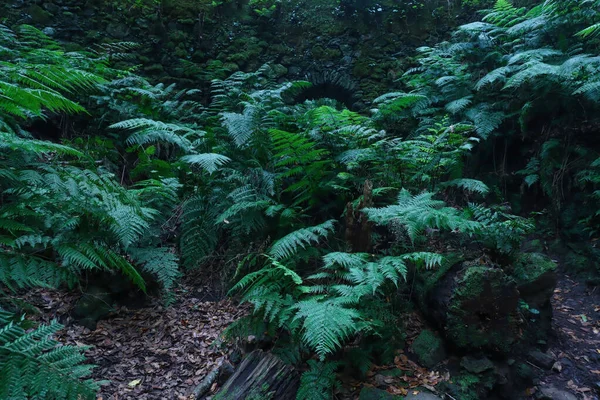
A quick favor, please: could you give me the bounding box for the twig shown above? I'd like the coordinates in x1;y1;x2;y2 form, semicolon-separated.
526;360;544;371
192;363;222;399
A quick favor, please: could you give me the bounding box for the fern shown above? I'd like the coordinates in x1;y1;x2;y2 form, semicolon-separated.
181;153;232;174
441;178;490;194
293;297;362;360
296;360;340;400
0;309;103;399
364;189;480;243
268;220;336;260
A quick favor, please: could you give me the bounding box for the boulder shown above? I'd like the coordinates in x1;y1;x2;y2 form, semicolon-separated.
411;329;446;368
511;253;557;343
72;286;113;330
460;356;495;374
404;390;443;400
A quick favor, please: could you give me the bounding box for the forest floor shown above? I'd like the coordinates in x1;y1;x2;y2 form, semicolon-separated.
16;270;600;400
19;280;244;399
534;273;600;400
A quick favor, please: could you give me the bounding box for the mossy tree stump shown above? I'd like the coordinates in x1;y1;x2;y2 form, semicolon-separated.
424;263;521;353
420;254;557;354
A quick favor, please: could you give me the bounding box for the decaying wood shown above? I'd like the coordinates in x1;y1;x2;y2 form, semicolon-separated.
421;262;521;353
213;350;299;400
193;364;221;399
345;180;373;252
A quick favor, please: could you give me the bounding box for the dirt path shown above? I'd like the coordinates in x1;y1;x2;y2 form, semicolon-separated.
536;274;600;399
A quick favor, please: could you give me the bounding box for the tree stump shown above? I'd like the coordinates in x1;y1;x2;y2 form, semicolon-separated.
213;350;299;400
422;262;521;353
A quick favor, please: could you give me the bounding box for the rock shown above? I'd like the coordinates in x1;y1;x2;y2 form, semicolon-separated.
516;363;535;383
538;386;577;400
72;286;114;330
106;23;128;39
217;361;235;386
288;66;302;76
411;329;446;368
460;356;495;374
42;3;60;14
512;253;557;343
552;361;562;372
42;27;56;37
374;374;394;387
404;390;443;400
358;387;399;400
528;350;555;370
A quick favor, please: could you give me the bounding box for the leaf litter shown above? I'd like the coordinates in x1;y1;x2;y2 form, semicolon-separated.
15;284;245;399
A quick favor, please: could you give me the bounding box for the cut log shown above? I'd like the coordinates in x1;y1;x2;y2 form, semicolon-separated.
419;253;557;354
212;350;299;400
421;262;521;353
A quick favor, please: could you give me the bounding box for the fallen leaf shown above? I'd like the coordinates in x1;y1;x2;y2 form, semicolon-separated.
128;379;141;388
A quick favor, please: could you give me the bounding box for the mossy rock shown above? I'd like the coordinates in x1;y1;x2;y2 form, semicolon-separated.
411;329;446;368
511;253;557;344
511;253;556;288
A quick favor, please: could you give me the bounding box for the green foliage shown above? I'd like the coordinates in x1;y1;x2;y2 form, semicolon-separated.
467;204;534;255
269;221;336;261
0;309;102;399
364;189;480;243
296;360;340;400
0;25;180;296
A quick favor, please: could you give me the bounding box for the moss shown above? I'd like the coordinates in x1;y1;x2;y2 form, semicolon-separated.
453;373;483;400
27;5;52;24
447;266;519;353
511;253;556;286
174;45;188;58
564;252;592;273
311;45;342;61
353;59;375;78
411;329;446;368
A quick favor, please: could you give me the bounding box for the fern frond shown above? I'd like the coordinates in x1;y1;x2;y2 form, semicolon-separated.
181;153;232;175
296;360;340;400
269;220;336;260
293;297;362;360
0;310;101;400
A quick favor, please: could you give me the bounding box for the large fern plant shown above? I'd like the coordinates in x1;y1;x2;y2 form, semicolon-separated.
0;308;102;399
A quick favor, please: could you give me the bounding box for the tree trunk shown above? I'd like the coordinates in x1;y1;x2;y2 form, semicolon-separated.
213;350;299;400
345;180;373;252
